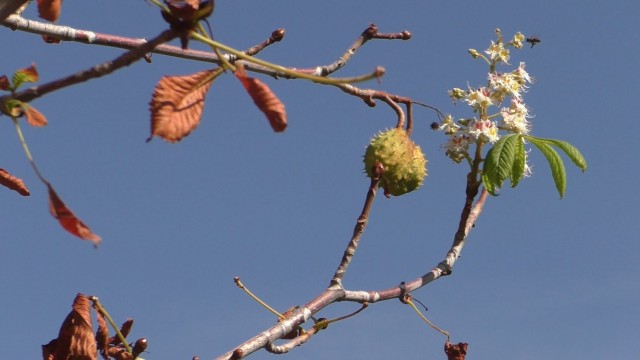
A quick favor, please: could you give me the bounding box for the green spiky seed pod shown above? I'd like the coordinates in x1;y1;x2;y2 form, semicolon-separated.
364;128;427;196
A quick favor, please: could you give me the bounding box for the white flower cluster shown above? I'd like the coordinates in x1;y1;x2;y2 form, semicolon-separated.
437;30;534;165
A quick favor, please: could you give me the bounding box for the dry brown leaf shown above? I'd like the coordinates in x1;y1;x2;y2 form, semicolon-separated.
444;341;468;360
23;104;48;127
109;319;133;345
47;182;102;246
148;69;216;143
234;65;287;132
166;0;200;20
37;0;62;22
0;75;9;90
42;294;97;360
95;310;109;358
0;168;30;196
107;347;133;360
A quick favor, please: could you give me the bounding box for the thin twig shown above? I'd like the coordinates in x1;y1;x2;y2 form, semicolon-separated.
1;28;178;105
329;176;381;289
216;188;489;359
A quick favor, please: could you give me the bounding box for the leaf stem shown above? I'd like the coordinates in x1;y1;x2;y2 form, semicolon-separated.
11;117;46;182
189;32;383;85
234;277;285;319
405;297;450;341
90;296;133;354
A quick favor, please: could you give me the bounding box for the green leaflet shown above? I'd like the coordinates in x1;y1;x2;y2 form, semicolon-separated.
481;134;525;195
511;136;526;188
483;133;586;198
536;138;587;172
527;136;567;198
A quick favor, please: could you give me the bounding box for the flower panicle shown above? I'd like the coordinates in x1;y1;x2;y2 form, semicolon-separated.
435;30;536;165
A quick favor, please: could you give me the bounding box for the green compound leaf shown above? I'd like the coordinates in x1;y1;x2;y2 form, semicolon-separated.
527;136;567;198
482;134;523;195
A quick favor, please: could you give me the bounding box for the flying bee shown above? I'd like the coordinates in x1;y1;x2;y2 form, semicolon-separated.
525;36;541;48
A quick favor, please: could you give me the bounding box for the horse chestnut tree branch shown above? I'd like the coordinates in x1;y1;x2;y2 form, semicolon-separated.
0;2;586;360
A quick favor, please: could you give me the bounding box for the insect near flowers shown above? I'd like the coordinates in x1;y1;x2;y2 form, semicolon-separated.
525;36;541;48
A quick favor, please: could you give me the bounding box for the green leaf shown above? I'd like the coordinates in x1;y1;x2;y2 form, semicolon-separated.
511;135;526;188
541;138;587;172
481;134;522;195
528;137;567;198
11;64;39;90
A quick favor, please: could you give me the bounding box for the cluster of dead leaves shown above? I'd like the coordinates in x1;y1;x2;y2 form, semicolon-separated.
43;294;147;360
444;341;468;360
1;64;101;246
148;64;287;142
36;0;62;22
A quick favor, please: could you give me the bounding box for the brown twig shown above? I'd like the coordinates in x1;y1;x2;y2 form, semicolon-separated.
242;29;285;56
0;27;178;106
216;187;489;359
329;176;381;289
314;24;409;77
2;15;440;127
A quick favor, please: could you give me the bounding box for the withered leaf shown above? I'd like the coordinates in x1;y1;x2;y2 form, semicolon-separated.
42;294;97;360
0;168;30;196
444;341;468;360
106;347;133;360
0;75;9;90
37;0;62;22
234;65;287;132
166;0;200;20
47;182;101;246
23;103;48;127
109;319;133;345
148;69;216;143
95;309;109;358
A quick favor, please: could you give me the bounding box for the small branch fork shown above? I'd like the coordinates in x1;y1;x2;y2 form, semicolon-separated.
217;185;488;360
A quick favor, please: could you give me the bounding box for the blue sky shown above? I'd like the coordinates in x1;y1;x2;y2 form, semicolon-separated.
1;1;639;359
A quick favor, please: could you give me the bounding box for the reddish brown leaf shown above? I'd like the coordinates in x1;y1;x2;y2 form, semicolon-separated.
42;339;56;360
47;182;101;246
107;347;133;360
43;294;97;360
0;75;9;90
37;0;62;22
444;341;468;360
166;0;199;20
109;319;133;345
19;63;39;82
148;69;216;143
23;104;48;127
12;64;39;90
95;310;109;357
0;168;30;196
234;65;287;132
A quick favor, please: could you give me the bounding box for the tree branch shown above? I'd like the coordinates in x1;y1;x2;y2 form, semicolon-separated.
0;26;178;107
216;187;489;359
